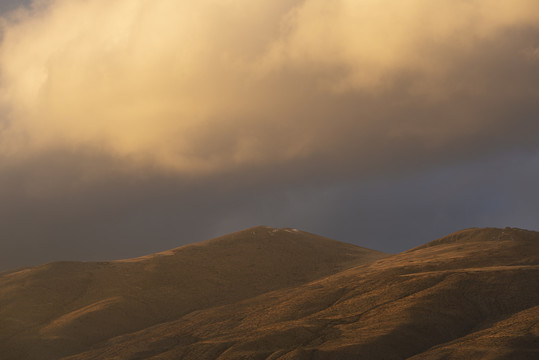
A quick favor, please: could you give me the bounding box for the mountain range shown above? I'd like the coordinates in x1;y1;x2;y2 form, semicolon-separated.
1;226;538;359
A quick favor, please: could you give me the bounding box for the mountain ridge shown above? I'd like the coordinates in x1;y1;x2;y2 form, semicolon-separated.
0;226;387;359
1;226;538;359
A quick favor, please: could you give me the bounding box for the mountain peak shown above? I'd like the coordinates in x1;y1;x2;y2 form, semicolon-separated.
407;226;538;252
0;227;386;359
2;227;537;360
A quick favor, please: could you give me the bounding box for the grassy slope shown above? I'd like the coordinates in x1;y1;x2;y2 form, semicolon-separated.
62;227;539;360
0;226;386;359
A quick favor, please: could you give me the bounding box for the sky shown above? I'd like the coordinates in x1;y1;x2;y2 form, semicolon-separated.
1;0;538;270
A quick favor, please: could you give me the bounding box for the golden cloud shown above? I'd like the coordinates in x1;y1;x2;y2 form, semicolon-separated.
1;0;538;175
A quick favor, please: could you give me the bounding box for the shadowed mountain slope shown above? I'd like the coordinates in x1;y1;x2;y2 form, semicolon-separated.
60;227;539;360
0;226;386;360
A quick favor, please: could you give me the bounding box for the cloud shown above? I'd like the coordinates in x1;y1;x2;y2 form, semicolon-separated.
261;0;539;89
1;1;539;269
0;0;538;178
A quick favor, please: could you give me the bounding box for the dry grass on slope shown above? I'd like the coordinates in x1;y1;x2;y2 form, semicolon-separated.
63;227;539;360
0;226;386;360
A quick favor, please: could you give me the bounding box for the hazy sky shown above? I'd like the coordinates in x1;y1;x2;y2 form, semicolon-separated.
1;0;539;270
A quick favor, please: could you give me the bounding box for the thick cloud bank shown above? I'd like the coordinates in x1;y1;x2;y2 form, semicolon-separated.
1;0;538;176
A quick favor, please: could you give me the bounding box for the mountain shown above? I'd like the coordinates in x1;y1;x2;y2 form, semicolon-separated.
0;226;386;359
2;227;538;359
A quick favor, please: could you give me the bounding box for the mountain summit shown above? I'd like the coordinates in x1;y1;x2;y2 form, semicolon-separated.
0;226;386;359
1;227;538;359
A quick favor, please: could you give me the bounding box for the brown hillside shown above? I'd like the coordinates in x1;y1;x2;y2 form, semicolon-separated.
62;227;539;360
0;226;386;360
